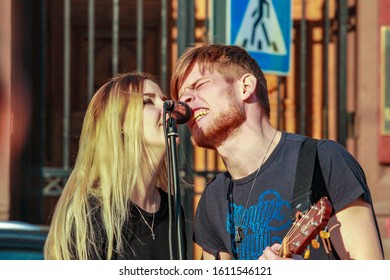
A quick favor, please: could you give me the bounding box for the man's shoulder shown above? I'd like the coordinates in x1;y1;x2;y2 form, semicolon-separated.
282;131;311;144
283;132;339;150
205;172;229;186
284;132;307;141
283;132;355;164
281;132;309;150
202;172;230;193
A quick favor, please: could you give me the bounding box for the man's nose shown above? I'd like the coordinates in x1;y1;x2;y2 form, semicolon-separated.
180;91;195;103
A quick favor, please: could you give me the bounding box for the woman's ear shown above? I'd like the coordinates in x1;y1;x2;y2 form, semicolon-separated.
239;73;257;101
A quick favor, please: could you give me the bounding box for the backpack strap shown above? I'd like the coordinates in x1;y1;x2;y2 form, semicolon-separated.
291;137;319;215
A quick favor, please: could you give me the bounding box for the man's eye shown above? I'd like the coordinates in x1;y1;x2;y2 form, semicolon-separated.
196;80;209;90
143;98;154;105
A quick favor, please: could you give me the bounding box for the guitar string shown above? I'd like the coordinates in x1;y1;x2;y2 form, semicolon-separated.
280;214;304;257
284;209;307;241
284;217;302;242
284;206;316;247
281;199;330;257
288;211;311;241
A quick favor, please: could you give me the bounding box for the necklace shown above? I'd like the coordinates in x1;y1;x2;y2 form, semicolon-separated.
234;130;278;243
133;190;157;240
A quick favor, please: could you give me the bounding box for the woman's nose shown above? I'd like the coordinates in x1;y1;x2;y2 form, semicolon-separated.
160;106;165;117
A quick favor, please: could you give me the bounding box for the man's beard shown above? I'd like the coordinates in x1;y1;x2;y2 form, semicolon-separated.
190;99;246;149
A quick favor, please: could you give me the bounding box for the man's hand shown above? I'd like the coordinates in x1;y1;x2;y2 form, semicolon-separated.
258;243;284;260
258;243;303;260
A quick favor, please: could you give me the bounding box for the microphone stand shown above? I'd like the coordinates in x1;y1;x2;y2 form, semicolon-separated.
164;112;186;260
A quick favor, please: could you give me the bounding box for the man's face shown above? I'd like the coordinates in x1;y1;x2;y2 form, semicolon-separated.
178;63;246;149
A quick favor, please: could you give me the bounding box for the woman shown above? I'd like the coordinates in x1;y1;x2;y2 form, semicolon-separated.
44;72;185;259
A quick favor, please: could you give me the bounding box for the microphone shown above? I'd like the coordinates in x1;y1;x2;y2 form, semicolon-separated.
163;100;192;124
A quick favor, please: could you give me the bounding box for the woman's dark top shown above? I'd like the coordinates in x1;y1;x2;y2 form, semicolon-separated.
88;188;186;260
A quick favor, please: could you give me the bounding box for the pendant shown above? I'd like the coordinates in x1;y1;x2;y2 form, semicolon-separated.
235;226;243;243
151;231;156;240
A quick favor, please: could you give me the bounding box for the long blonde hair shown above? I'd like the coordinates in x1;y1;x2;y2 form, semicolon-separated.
44;72;168;259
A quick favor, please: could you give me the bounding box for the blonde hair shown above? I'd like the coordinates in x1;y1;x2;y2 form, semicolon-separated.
44;72;168;259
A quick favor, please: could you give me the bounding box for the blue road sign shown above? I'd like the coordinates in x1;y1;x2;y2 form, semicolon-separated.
227;0;292;75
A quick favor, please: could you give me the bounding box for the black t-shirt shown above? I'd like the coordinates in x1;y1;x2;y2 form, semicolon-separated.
88;188;186;260
193;132;375;260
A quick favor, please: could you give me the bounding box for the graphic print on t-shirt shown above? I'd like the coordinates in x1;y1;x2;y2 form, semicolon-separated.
227;190;292;260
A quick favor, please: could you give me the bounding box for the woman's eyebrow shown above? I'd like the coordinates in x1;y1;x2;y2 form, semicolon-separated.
143;92;156;98
144;92;167;101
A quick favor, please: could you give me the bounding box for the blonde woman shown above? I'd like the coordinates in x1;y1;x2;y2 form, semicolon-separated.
44;72;185;260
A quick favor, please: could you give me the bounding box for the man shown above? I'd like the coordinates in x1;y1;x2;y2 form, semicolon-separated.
170;43;383;260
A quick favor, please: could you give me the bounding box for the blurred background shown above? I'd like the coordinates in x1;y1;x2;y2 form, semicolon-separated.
1;0;390;260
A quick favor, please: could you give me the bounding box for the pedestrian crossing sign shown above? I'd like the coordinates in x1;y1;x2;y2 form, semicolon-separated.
227;0;292;75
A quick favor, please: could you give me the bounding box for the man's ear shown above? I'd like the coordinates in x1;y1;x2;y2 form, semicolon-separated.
239;73;257;101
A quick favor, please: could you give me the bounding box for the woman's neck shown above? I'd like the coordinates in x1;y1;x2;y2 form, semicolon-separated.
131;186;160;213
131;157;163;212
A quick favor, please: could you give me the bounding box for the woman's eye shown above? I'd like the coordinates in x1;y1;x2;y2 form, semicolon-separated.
143;98;154;105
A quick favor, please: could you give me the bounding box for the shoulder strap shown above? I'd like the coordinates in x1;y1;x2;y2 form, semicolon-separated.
291;138;349;260
291;138;319;214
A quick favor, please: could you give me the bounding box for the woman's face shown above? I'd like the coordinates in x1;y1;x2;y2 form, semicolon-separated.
142;80;166;151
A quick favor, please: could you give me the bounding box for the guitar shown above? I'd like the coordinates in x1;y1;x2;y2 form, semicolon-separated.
279;196;333;259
